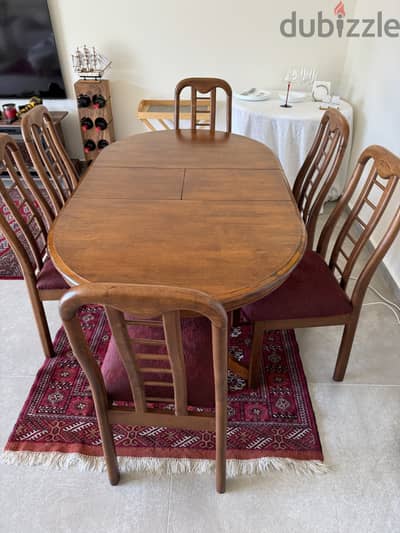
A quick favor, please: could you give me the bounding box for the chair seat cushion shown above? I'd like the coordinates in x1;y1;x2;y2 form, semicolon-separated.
243;250;353;322
36;258;69;291
101;316;215;408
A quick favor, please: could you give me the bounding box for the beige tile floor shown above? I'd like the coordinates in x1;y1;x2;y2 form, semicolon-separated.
1;207;400;533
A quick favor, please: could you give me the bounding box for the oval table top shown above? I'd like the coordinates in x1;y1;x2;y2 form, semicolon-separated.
49;130;307;311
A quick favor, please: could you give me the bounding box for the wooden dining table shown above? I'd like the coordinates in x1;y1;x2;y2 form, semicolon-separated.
49;130;307;312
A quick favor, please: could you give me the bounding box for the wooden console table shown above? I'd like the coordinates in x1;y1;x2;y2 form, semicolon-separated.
0;111;68;167
137;99;210;131
0;111;67;136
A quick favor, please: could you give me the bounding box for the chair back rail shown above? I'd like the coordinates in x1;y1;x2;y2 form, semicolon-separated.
0;134;49;275
175;77;232;133
317;145;400;308
292;109;350;249
60;283;228;492
21;106;79;218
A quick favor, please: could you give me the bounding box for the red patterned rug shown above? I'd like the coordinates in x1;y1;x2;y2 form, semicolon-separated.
0;190;25;279
2;306;325;476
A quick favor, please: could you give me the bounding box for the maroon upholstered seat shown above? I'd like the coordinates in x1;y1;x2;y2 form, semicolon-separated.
101;316;215;408
243;250;353;322
36;258;70;291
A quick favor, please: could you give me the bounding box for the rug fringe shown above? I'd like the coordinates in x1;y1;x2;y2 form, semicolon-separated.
0;450;329;477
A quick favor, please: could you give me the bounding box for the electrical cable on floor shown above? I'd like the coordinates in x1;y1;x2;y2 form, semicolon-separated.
349;276;400;325
362;302;400;325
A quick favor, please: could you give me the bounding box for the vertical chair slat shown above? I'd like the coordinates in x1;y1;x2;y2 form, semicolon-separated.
210;88;217;133
162;310;188;416
105;306;147;413
191;87;197;130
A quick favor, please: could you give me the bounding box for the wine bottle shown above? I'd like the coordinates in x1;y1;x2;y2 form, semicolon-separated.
77;94;91;108
92;94;106;109
84;139;96;153
95;117;108;131
80;117;94;131
97;139;109;150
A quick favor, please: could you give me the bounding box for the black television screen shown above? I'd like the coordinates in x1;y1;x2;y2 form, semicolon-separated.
0;0;66;99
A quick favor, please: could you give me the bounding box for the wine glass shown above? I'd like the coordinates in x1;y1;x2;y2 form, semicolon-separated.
299;66;317;91
281;66;298;108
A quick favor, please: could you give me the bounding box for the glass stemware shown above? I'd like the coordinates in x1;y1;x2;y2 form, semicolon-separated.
299;67;317;91
281;66;298;108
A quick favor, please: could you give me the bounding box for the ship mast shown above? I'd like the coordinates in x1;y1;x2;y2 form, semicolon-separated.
71;45;112;80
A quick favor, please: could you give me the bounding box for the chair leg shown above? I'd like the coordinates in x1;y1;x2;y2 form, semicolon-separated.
215;406;227;494
28;285;55;358
333;320;358;382
248;321;266;389
97;413;120;486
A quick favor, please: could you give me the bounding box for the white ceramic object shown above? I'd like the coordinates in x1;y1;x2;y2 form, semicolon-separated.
278;91;308;104
235;90;272;102
312;81;332;102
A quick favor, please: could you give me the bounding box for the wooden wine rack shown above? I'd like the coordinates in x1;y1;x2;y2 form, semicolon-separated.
74;79;115;162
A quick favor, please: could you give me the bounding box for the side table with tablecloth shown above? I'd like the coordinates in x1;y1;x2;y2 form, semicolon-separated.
232;96;353;199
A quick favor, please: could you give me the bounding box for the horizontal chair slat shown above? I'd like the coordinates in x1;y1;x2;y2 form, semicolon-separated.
131;338;165;346
140;367;172;374
136;353;169;361
146;397;175;403
144;380;173;387
125;319;163;327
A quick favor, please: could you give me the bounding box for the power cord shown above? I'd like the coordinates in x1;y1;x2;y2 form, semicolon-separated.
349;276;400;325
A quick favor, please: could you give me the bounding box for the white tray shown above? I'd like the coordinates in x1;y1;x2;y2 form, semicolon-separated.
278;91;308;104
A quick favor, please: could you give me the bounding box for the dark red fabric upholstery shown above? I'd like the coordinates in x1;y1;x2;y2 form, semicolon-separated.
243;250;353;322
101;316;215;408
36;258;69;291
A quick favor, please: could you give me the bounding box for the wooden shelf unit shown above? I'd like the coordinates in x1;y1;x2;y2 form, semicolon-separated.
74;79;115;162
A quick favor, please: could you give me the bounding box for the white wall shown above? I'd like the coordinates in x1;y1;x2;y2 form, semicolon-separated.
43;0;355;158
3;0;400;284
340;0;400;287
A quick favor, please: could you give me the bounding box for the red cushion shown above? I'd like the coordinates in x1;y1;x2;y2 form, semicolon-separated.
101;316;215;408
243;250;353;322
36;258;69;291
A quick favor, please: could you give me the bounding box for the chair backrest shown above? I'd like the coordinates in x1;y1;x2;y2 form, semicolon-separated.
317;145;400;308
60;283;228;420
21;105;79;218
293;109;350;249
0;134;49;278
174;77;232;133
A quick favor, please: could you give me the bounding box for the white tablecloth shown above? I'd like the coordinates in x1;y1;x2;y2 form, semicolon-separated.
232;95;353;199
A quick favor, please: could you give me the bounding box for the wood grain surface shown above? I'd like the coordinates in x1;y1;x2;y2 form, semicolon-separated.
49;130;306;310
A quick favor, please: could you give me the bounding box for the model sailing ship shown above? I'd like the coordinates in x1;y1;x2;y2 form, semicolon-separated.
72;46;111;79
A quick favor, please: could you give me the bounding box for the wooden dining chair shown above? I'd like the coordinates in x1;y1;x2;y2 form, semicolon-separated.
21;105;79;221
231;109;349;331
0;134;69;358
293;108;350;250
238;145;400;387
174;77;232;133
60;282;228;493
